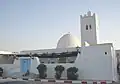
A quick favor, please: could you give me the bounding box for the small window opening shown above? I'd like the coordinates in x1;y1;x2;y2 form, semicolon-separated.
117;53;119;56
105;52;107;55
86;25;88;30
89;25;92;29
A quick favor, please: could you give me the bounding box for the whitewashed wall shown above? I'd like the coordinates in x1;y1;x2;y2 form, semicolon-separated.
0;43;117;82
45;63;73;79
30;57;40;74
75;43;117;81
111;47;118;81
0;51;13;54
0;64;20;77
28;43;117;81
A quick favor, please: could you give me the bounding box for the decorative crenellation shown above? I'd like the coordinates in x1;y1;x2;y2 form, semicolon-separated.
80;11;95;18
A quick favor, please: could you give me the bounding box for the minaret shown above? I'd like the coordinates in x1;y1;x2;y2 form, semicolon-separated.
80;11;99;46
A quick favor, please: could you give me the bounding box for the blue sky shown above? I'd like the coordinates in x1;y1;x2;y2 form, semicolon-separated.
0;0;120;52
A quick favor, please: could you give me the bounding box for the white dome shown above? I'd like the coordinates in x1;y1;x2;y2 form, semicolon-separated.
57;33;81;48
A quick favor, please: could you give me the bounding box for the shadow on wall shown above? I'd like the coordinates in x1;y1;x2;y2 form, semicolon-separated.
0;55;14;64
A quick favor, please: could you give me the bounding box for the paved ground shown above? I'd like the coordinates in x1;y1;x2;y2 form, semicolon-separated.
0;79;33;84
0;79;120;84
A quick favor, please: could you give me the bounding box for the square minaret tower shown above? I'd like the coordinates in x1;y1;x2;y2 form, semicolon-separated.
80;11;99;46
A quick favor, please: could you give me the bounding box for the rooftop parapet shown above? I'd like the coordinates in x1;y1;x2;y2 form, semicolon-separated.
80;11;96;18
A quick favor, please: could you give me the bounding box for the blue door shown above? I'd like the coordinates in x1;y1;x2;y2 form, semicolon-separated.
20;59;31;73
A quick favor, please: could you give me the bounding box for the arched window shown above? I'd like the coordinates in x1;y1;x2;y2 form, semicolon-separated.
89;25;92;29
86;25;88;30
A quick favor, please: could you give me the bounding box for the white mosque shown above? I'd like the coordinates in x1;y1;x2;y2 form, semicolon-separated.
0;11;119;82
19;11;100;63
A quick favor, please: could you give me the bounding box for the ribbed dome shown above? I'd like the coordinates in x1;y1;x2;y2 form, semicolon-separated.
57;33;81;48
